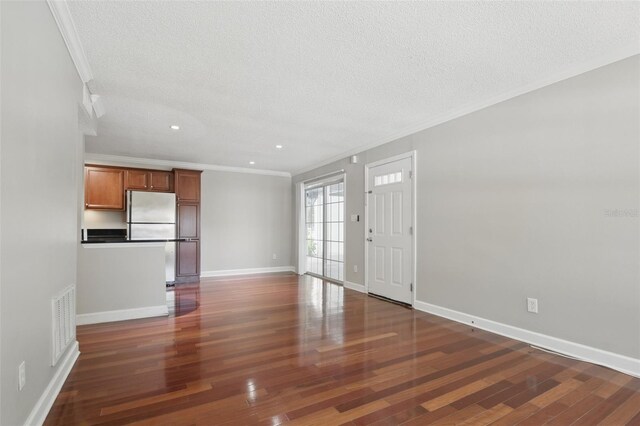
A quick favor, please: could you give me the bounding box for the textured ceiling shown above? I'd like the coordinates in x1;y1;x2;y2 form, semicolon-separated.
68;1;639;174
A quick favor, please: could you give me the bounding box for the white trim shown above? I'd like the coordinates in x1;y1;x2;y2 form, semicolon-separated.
342;172;348;285
364;151;416;306
47;1;93;83
292;45;640;177
366;151;415;169
81;242;166;249
414;301;640;378
24;341;80;426
84;153;291;178
200;266;296;278
76;305;168;325
296;182;306;275
344;281;366;294
301;169;346;185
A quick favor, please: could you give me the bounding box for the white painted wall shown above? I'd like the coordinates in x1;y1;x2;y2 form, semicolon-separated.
200;170;293;274
293;55;640;360
1;2;84;424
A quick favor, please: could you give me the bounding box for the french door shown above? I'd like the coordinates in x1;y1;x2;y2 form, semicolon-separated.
305;180;344;282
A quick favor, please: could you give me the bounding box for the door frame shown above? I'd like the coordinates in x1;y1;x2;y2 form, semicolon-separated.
364;151;417;306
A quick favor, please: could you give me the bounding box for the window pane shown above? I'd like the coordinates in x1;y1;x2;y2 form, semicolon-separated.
305;181;344;282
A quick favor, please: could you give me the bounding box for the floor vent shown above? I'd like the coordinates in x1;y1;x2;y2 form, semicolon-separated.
52;285;76;366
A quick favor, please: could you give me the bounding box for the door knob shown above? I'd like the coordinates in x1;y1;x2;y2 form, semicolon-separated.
366;237;373;242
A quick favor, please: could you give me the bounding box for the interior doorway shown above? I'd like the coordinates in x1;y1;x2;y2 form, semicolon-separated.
305;179;345;283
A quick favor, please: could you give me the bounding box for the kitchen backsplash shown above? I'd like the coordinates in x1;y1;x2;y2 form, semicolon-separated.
84;210;127;229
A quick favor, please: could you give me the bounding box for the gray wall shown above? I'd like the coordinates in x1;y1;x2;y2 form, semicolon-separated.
201;171;293;273
293;55;640;359
1;2;84;424
77;244;166;315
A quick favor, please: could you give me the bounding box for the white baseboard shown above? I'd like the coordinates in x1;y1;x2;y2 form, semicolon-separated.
200;266;295;278
344;281;366;294
24;341;80;426
414;301;640;378
76;305;168;325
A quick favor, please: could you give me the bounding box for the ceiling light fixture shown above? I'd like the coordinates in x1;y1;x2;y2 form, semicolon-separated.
170;125;180;130
249;161;255;165
275;144;283;149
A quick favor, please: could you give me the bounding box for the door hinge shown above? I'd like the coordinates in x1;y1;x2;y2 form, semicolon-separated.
409;226;413;235
410;283;413;292
409;171;412;179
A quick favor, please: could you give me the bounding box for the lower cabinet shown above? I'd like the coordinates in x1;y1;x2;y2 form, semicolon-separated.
176;240;199;282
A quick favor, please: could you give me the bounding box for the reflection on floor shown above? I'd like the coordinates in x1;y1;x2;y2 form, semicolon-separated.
45;273;640;425
167;282;200;317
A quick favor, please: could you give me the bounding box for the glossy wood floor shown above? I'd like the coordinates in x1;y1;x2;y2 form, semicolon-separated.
46;274;640;425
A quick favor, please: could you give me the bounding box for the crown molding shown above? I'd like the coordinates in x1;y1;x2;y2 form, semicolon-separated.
292;44;640;177
84;153;292;178
47;0;93;83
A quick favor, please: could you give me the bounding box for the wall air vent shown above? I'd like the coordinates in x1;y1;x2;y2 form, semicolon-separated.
52;285;76;366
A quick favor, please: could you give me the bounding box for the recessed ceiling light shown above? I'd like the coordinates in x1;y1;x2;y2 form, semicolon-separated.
170;125;180;130
275;144;283;149
249;161;255;165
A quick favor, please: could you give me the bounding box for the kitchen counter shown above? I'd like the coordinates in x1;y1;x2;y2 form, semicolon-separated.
81;238;187;244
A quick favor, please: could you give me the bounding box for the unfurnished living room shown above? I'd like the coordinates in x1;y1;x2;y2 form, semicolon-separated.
1;1;640;425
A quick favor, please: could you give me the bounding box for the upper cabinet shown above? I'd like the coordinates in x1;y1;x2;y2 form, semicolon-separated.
126;169;149;190
85;165;175;210
85;167;125;210
174;169;201;202
125;169;173;192
149;171;173;192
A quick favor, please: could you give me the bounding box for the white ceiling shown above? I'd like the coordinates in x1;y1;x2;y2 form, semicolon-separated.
68;1;639;175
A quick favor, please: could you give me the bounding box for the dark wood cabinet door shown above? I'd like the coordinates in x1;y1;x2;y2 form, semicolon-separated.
177;240;199;277
178;203;199;238
175;170;201;202
149;171;173;192
126;170;149;190
85;167;125;210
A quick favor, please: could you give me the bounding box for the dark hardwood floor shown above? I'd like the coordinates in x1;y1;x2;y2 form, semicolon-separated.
45;274;640;425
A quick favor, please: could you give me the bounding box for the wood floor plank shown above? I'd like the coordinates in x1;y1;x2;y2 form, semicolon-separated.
43;275;640;425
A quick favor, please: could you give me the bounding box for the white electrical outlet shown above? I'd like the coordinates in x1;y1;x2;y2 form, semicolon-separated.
18;361;26;391
353;265;358;273
527;298;539;314
272;253;277;260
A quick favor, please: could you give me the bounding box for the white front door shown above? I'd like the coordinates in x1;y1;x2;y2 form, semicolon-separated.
367;157;413;304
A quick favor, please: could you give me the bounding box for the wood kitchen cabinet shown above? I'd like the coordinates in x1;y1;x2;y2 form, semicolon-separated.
86;165;174;210
174;169;202;283
149;171;173;192
177;203;199;239
174;169;201;202
85;166;125;210
177;241;199;277
125;169;173;192
125;169;149;190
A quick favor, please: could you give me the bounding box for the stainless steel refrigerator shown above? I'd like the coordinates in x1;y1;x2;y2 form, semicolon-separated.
126;190;177;284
